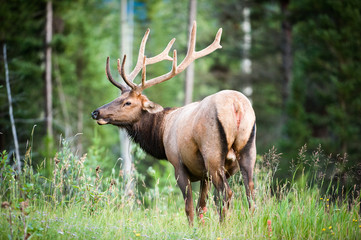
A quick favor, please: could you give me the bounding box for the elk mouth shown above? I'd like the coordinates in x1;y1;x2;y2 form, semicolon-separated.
96;118;109;125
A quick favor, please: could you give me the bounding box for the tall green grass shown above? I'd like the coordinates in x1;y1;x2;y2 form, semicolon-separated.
0;139;360;239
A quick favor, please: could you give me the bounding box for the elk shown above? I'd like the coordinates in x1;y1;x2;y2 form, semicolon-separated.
91;22;256;225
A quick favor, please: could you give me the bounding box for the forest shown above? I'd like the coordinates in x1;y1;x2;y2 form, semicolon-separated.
1;0;360;239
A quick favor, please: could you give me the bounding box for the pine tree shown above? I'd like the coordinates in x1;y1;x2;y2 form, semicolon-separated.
283;0;361;186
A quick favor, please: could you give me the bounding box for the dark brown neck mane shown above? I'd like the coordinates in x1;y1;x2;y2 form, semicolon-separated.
123;108;174;160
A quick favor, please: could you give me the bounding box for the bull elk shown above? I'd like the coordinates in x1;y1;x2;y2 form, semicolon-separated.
91;22;256;225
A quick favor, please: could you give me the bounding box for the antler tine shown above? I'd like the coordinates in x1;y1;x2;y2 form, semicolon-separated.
177;21;222;72
127;30;175;82
141;50;178;90
117;55;137;89
194;27;222;59
127;29;150;81
186;21;197;58
140;21;222;90
147;38;175;64
141;56;146;88
105;57;127;92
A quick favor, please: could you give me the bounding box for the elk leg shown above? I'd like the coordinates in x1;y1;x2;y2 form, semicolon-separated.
238;127;256;211
240;166;254;208
175;165;194;225
196;178;209;222
210;170;233;222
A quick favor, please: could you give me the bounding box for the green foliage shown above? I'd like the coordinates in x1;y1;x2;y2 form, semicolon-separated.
0;150;15;200
1;144;360;239
1;0;361;217
282;0;361;188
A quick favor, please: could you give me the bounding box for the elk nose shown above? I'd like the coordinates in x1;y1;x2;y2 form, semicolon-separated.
91;110;99;120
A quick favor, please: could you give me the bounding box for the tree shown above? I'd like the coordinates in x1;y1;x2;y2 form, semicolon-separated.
184;0;197;105
3;44;21;172
0;0;45;162
45;1;53;137
283;0;361;187
280;0;292;113
120;0;134;193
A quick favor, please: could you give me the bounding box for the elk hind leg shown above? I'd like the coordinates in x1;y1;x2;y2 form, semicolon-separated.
210;169;233;222
238;124;256;211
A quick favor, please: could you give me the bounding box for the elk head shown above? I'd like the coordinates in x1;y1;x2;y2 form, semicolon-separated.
91;21;222;126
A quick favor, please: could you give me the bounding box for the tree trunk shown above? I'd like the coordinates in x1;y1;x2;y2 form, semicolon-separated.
54;56;72;138
280;0;292;109
184;0;197;105
45;1;53;138
120;0;134;194
3;44;21;172
77;87;83;153
75;56;84;154
241;7;253;103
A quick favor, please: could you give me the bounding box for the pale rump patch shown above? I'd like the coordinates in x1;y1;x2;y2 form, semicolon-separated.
233;102;242;129
226;149;236;161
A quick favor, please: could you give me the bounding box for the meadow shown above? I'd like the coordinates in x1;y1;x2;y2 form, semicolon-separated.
1;139;360;240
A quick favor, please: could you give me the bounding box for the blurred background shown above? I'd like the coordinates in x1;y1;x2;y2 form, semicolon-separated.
0;0;360;194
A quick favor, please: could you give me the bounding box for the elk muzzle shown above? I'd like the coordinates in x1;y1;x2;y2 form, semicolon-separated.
91;109;109;125
91;110;99;120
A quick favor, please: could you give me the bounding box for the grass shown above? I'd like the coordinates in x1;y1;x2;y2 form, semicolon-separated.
0;140;360;239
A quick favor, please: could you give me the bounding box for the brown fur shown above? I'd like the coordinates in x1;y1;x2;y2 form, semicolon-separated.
125;108;174;160
92;89;256;225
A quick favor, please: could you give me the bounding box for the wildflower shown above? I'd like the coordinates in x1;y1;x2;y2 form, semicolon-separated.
203;207;208;213
135;233;141;237
199;213;205;224
267;220;272;237
328;226;332;230
217;238;221;240
326;205;329;208
320;198;323;200
359;225;361;228
326;199;329;202
322;228;326;231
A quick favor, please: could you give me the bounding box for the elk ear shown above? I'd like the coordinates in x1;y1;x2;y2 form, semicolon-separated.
142;100;163;113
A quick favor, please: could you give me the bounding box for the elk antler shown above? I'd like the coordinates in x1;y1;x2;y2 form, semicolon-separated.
114;21;222;92
105;28;175;92
106;57;128;92
140;21;222;91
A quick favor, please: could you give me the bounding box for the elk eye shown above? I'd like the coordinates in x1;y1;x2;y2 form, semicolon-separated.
124;101;131;106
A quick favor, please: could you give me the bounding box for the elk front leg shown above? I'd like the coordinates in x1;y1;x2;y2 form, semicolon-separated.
175;165;194;225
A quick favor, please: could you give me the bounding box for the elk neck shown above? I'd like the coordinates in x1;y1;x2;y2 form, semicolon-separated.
123;107;175;160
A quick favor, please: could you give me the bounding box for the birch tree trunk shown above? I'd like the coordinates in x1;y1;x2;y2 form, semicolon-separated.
184;0;197;105
45;1;53;138
3;44;21;173
120;0;134;194
241;7;253;103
